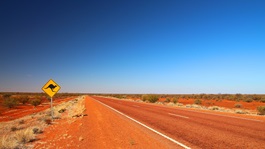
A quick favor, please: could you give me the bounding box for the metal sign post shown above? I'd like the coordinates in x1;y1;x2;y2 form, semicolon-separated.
42;79;61;121
51;97;54;120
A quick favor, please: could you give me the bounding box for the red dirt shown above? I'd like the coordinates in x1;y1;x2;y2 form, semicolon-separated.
177;98;265;110
134;97;265;111
0;97;75;122
33;96;176;149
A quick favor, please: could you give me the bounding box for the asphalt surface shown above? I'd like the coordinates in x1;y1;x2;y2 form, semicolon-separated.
92;96;265;149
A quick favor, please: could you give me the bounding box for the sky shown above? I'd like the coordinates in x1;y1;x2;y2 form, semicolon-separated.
0;0;264;94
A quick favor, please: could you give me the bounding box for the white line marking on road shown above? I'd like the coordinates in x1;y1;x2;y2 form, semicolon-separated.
94;98;191;149
168;113;189;119
180;109;263;122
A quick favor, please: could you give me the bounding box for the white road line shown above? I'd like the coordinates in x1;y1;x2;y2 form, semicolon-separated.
168;113;189;119
93;98;191;149
179;109;263;122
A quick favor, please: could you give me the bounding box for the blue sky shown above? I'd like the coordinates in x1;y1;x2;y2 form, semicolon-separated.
0;0;264;94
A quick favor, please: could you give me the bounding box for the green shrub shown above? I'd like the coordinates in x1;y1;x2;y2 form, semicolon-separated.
243;98;253;103
194;99;202;105
172;97;178;104
165;98;171;103
142;95;148;102
3;98;18;108
257;106;265;115
31;99;41;107
141;94;159;103
260;97;265;103
234;103;242;108
18;96;29;104
3;94;12;99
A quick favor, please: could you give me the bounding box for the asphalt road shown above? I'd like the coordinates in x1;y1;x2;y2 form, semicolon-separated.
92;96;265;149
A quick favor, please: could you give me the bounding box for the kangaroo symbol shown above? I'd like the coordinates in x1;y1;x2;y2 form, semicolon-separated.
45;84;57;92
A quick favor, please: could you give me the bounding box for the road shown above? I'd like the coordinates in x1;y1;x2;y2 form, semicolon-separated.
92;96;265;149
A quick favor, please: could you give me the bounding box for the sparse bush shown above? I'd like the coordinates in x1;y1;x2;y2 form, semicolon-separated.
235;110;246;114
142;95;148;102
234;103;242;108
252;95;261;101
172;97;178;104
31;99;41;108
209;106;219;110
260;97;265;103
165;98;171;103
19;120;25;125
3;94;12;99
15;128;35;144
142;94;159;103
194;99;202;105
257;106;265;115
18;96;29;104
11;126;18;132
44;118;52;125
58;108;66;113
32;127;43;134
243;98;253;103
3;98;18;108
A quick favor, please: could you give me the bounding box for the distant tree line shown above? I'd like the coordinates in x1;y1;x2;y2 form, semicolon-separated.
101;93;265;103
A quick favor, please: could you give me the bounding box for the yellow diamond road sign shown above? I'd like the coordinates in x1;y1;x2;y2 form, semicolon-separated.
42;79;61;98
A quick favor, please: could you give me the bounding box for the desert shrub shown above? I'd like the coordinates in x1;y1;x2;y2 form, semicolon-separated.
211;106;219;110
44;118;52;125
58;108;66;113
2;94;12;99
234;103;242;108
15;128;35;144
172;97;178;104
252;95;261;101
142;95;159;103
243;98;253;103
18;96;29;104
30;99;41;107
142;95;148;102
32;127;43;134
260;97;265;103
194;99;202;105
19;120;25;124
257;106;265;115
3;98;18;108
11;126;18;132
165;98;171;103
235;110;246;114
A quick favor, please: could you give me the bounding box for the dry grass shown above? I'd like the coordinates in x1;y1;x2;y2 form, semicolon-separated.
0;128;36;149
0;135;18;149
15;127;35;144
0;96;86;149
68;98;86;118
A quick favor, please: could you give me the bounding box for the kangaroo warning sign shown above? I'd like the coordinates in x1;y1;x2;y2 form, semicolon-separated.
42;79;61;97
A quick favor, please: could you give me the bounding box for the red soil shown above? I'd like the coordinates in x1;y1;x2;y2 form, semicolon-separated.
0;97;75;122
176;98;265;110
33;96;176;149
141;97;265;111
